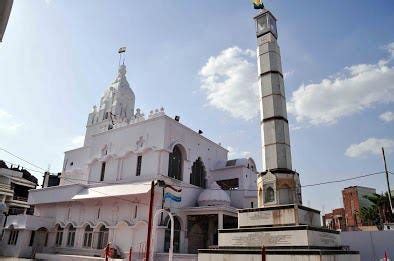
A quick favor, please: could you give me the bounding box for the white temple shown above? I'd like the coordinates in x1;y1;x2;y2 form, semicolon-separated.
0;58;258;260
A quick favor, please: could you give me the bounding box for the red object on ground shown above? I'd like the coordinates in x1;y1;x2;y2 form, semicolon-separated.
261;246;266;261
129;247;133;261
104;244;110;261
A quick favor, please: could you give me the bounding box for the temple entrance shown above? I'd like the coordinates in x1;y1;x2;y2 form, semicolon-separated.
187;214;237;254
32;227;48;254
187;223;205;254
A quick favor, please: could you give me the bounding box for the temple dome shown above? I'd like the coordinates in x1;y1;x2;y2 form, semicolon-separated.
198;181;231;207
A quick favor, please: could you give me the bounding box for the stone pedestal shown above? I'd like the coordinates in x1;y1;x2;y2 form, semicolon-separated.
197;205;360;260
238;204;320;228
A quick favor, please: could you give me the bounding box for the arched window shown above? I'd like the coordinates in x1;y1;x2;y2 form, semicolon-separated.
55;225;63;247
164;216;181;253
96;225;109;249
83;225;93;248
66;225;76;247
168;145;183;181
190;158;206;188
264;186;275;203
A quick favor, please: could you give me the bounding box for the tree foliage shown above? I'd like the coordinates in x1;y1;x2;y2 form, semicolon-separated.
361;192;394;229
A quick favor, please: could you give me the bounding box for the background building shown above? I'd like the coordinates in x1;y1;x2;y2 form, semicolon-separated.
342;186;376;230
323;208;346;231
0;160;38;237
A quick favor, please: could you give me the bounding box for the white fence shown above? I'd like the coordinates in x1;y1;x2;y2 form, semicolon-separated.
341;231;394;261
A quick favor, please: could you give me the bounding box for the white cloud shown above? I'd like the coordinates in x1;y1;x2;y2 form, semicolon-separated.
284;70;295;79
199;46;259;121
0;109;23;134
288;43;394;125
345;138;394;158
379;111;394;122
386;42;394;57
71;135;84;147
227;146;251;159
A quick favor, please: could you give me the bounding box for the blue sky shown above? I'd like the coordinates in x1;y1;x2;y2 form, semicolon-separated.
0;0;393;211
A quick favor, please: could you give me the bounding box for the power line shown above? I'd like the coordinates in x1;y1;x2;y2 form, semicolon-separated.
1;159;46;174
0;146;391;191
60;171;386;191
0;147;46;171
302;171;384;188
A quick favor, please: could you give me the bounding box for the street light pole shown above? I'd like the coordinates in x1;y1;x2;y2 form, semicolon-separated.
382;147;393;214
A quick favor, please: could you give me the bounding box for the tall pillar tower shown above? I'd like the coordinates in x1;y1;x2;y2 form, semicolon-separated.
196;4;360;259
255;9;302;207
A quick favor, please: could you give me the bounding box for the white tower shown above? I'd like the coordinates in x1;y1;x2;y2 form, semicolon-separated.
84;63;135;145
255;9;302;207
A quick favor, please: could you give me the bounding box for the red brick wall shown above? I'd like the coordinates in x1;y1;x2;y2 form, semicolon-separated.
342;187;361;229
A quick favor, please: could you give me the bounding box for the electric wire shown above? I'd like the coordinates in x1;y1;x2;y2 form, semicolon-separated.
60;171;386;191
0;146;392;192
0;147;46;171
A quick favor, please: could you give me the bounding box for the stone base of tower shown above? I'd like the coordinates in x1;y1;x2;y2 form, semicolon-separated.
238;204;321;228
198;248;360;261
197;205;360;260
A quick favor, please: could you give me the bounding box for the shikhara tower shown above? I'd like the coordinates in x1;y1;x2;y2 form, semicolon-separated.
84;63;136;146
255;9;302;207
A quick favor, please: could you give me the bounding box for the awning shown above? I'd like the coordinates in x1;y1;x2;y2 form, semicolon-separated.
72;182;151;200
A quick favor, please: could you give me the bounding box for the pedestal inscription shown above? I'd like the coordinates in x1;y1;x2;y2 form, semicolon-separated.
219;230;307;247
219;229;340;247
238;207;295;227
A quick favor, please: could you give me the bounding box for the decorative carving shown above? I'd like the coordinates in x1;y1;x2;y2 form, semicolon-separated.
136;136;145;150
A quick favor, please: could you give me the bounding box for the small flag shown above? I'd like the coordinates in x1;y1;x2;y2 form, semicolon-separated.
118;47;126;53
164;185;182;202
252;0;264;9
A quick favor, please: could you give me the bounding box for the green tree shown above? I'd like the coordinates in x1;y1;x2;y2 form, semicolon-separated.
362;193;394;229
359;206;379;226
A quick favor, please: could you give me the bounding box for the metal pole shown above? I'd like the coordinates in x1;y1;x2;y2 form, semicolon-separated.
145;181;155;261
382;147;394;213
261;246;266;261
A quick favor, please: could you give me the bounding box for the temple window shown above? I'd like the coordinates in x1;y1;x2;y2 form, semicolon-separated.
55;225;63;246
136;155;142;176
66;225;76;247
190;157;206;188
168;145;183;181
217;178;238;190
100;162;106;181
265;186;275;203
96;225;109;249
83;225;93;248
